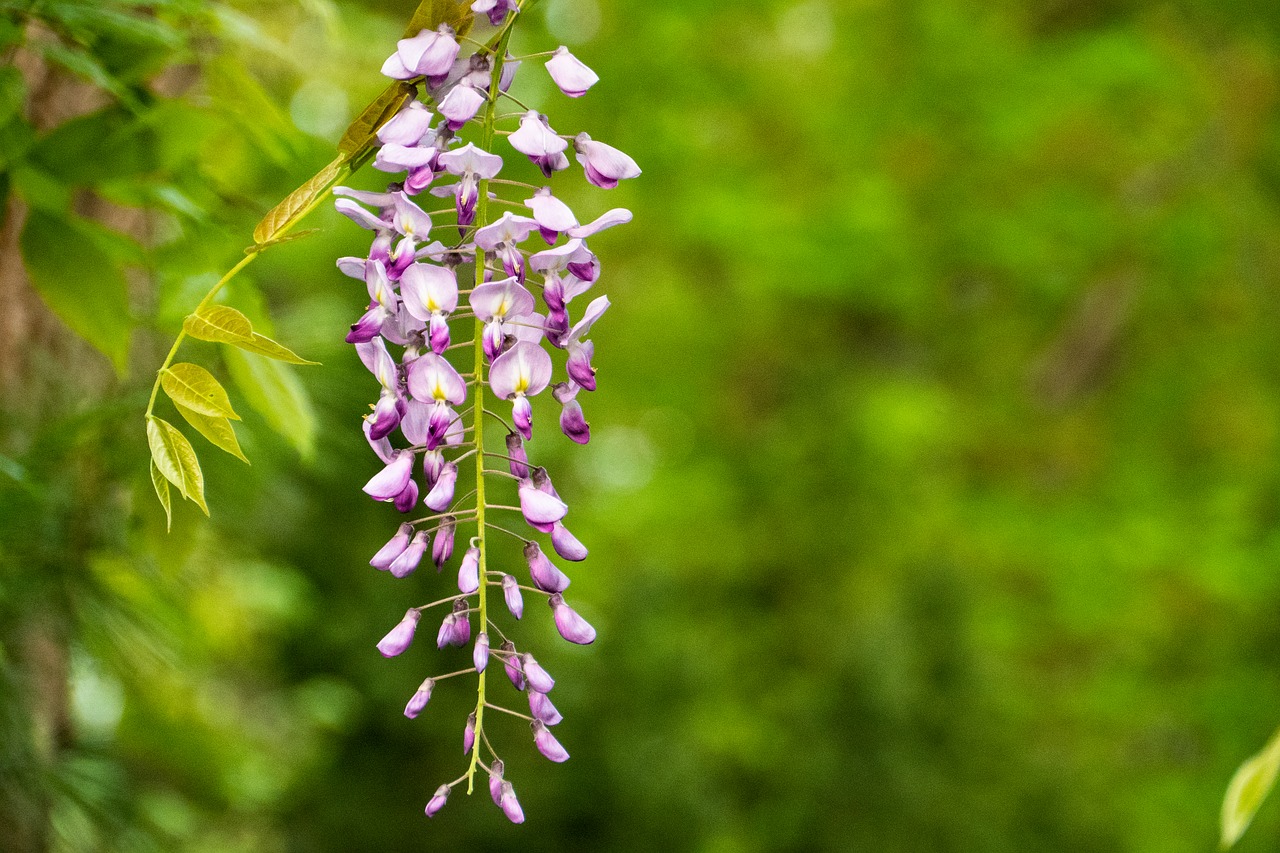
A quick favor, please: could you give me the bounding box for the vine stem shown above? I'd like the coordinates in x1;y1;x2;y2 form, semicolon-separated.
143;163;353;418
465;13;519;797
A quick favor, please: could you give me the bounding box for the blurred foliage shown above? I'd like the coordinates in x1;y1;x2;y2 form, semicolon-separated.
5;0;1280;851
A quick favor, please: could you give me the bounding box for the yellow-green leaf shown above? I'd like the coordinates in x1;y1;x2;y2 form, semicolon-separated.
227;333;318;366
403;0;475;39
252;156;343;245
146;416;208;515
183;304;254;344
224;348;316;459
161;362;241;420
1222;725;1280;848
174;402;250;464
338;81;415;157
149;459;172;532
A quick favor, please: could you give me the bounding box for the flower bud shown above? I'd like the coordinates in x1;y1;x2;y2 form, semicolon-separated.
524;541;570;593
489;759;505;805
550;521;588;562
424;461;458;511
506;432;529;478
518;479;568;526
463;711;476;754
499;781;525;824
404;677;435;719
364;449;415;501
501;574;524;619
529;689;562;726
432;516;456;568
473;631;490;673
549;593;596;645
458;545;480;593
425;784;450;818
393;478;420;513
377;609;422;657
370;523;412;571
532;719;569;762
545;46;598;98
521;653;555;694
389;530;428;578
503;641;525;690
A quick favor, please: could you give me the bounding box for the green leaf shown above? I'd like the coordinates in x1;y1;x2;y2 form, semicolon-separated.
30;105;155;185
160;362;241;420
228;333;318;366
252;156;343;245
149;460;172;532
174;402;249;464
0;66;25;126
404;0;476;39
183;305;254;344
338;82;414;157
146;416;208;515
37;41;141;111
224;348;316;459
18;209;131;376
1221;726;1280;849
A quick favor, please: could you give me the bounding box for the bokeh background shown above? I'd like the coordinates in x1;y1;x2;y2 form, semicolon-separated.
4;0;1280;850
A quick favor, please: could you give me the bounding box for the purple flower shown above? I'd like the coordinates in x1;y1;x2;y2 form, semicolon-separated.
425;784;450;817
550;520;588;562
545;46;599;98
398;263;458;354
528;689;562;726
532;720;569;762
405;353;467;449
438;80;486;131
436;599;472;648
524;541;570;593
518;477;568;526
489;759;505;805
490;342;553;439
471;0;517;26
469;277;538;361
564;296;610;391
501;574;524;619
393;478;419;513
502;641;525;690
377;609;422;657
569;207;633;239
524;186;577;245
424;461;458;511
573;133;641;189
345;260;398;344
549;593;596;645
554;382;590;444
509;111;569;178
458;545;480;594
389;530;429;578
364;449;415;502
377;100;434;146
405;677;435;718
473;631;490;673
436;143;503;228
463;711;476;754
521;653;555;694
475;213;540;282
382;25;460;85
499;781;525;824
371;523;413;571
506;432;530;478
432;516;456;568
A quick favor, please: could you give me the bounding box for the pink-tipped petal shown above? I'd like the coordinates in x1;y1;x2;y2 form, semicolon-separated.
518;479;568;525
404;677;435;718
423;461;458;511
549;593;597;644
377;609;422;657
425;784;450;817
524;541;570;593
458;545;480;594
521;653;555;693
529;690;563;726
532;720;570;762
370;523;413;571
501;574;524;619
473;631;490;673
363;450;415;501
550;521;588;562
389;530;429;578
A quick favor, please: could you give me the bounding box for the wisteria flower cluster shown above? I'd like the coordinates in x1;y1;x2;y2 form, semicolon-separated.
335;2;637;823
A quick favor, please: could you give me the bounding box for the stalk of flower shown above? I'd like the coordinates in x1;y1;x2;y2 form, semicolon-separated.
334;0;638;822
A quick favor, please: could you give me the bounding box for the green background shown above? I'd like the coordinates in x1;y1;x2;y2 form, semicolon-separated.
4;0;1280;850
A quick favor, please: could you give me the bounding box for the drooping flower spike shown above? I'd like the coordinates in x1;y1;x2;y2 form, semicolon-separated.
340;6;637;821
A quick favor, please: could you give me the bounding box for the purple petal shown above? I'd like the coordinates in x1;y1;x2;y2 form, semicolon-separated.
397;26;460;79
432;516;456;567
524;541;570;593
509;110;569;159
529;690;563;726
374;143;438;173
501;574;524;619
399;263;459;321
468;277;536;322
370;523;413;571
463;712;476;754
377;100;434;146
458;545;480;594
499;781;524;824
502;641;525;690
574;133;641;186
393;478;419;513
568;208;633;239
364;450;415;501
424;461;458;511
532;720;570;762
512;394;533;440
376;609;421;657
389;530;429;578
545;46;599;98
525;186;577;234
473;631;490;673
406;352;467;404
506;433;530;478
566;340;597;391
425;784;450;817
437;142;503;180
489;341;553;400
438;81;486;131
550;521;588;562
404;677;435;718
488;759;505;805
550;593;597;645
518;479;568;525
521;653;555;694
559;398;590;444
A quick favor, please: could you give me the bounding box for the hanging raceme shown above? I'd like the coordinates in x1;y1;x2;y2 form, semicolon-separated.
339;0;637;822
